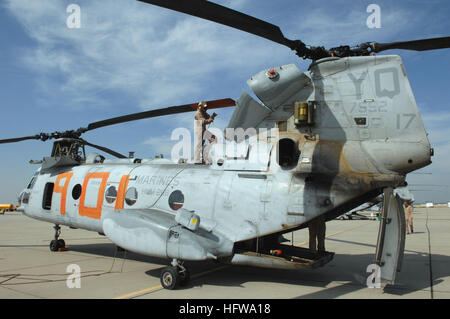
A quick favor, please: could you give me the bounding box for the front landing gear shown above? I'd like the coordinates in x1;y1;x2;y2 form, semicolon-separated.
49;225;66;252
160;259;190;290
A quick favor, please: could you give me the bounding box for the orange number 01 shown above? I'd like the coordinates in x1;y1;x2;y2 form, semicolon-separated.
79;172;110;219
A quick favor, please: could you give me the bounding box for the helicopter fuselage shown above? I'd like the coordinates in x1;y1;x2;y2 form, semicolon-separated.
17;148;385;260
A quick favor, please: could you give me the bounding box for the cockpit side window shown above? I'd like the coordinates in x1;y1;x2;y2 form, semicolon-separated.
27;177;37;190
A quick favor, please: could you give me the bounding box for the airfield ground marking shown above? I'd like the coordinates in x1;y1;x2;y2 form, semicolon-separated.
113;265;230;299
112;284;163;299
294;220;374;247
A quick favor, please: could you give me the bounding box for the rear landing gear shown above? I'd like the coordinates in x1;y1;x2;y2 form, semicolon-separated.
49;225;66;252
160;259;190;290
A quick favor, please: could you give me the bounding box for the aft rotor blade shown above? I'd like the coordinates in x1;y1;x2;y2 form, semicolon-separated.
80;139;127;159
138;0;297;49
373;36;450;52
86;98;235;131
0;135;41;144
194;98;236;110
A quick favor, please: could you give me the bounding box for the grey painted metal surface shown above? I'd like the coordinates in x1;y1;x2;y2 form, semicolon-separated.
227;91;271;133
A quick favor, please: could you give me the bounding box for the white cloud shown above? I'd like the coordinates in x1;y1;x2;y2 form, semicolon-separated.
6;0;430;113
5;0;289;111
292;5;417;49
143;135;177;157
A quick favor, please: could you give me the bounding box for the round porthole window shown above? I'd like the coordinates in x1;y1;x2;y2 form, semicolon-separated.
105;185;117;204
72;184;82;200
168;190;184;210
125;187;138;206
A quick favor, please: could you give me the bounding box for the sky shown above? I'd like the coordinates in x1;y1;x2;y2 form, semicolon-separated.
0;0;449;204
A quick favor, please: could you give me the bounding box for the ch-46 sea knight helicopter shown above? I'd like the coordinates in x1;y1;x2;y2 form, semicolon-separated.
2;0;449;290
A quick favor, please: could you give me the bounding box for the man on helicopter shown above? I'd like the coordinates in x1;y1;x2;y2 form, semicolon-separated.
194;101;217;164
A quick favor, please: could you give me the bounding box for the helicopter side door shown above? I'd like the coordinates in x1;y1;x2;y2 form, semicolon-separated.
214;141;273;240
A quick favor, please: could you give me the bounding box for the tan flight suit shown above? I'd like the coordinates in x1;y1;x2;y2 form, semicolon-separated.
309;215;326;253
404;202;414;234
203;135;216;165
194;102;215;164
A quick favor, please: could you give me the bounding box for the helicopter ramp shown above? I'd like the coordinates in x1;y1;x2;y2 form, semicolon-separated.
231;245;334;270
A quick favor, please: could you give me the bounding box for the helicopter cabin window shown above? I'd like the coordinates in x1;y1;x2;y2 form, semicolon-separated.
105;186;117;204
42;183;54;210
21;192;30;205
276;138;300;169
168;190;184;211
72;184;82;200
354;117;367;126
125;187;138;206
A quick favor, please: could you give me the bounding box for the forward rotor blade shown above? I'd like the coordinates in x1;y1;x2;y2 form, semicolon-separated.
80;139;127;159
373;36;450;52
86;98;235;131
138;0;296;49
0;135;41;144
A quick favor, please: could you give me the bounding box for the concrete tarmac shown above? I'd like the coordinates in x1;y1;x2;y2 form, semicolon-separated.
0;207;449;299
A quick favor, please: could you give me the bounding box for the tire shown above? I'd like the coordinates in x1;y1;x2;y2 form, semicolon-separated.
50;240;59;252
179;268;190;287
160;266;179;290
57;239;65;248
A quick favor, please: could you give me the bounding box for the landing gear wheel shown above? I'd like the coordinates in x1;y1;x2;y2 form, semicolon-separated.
160;266;179;290
49;225;66;252
57;239;65;249
178;267;190;287
50;240;59;252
